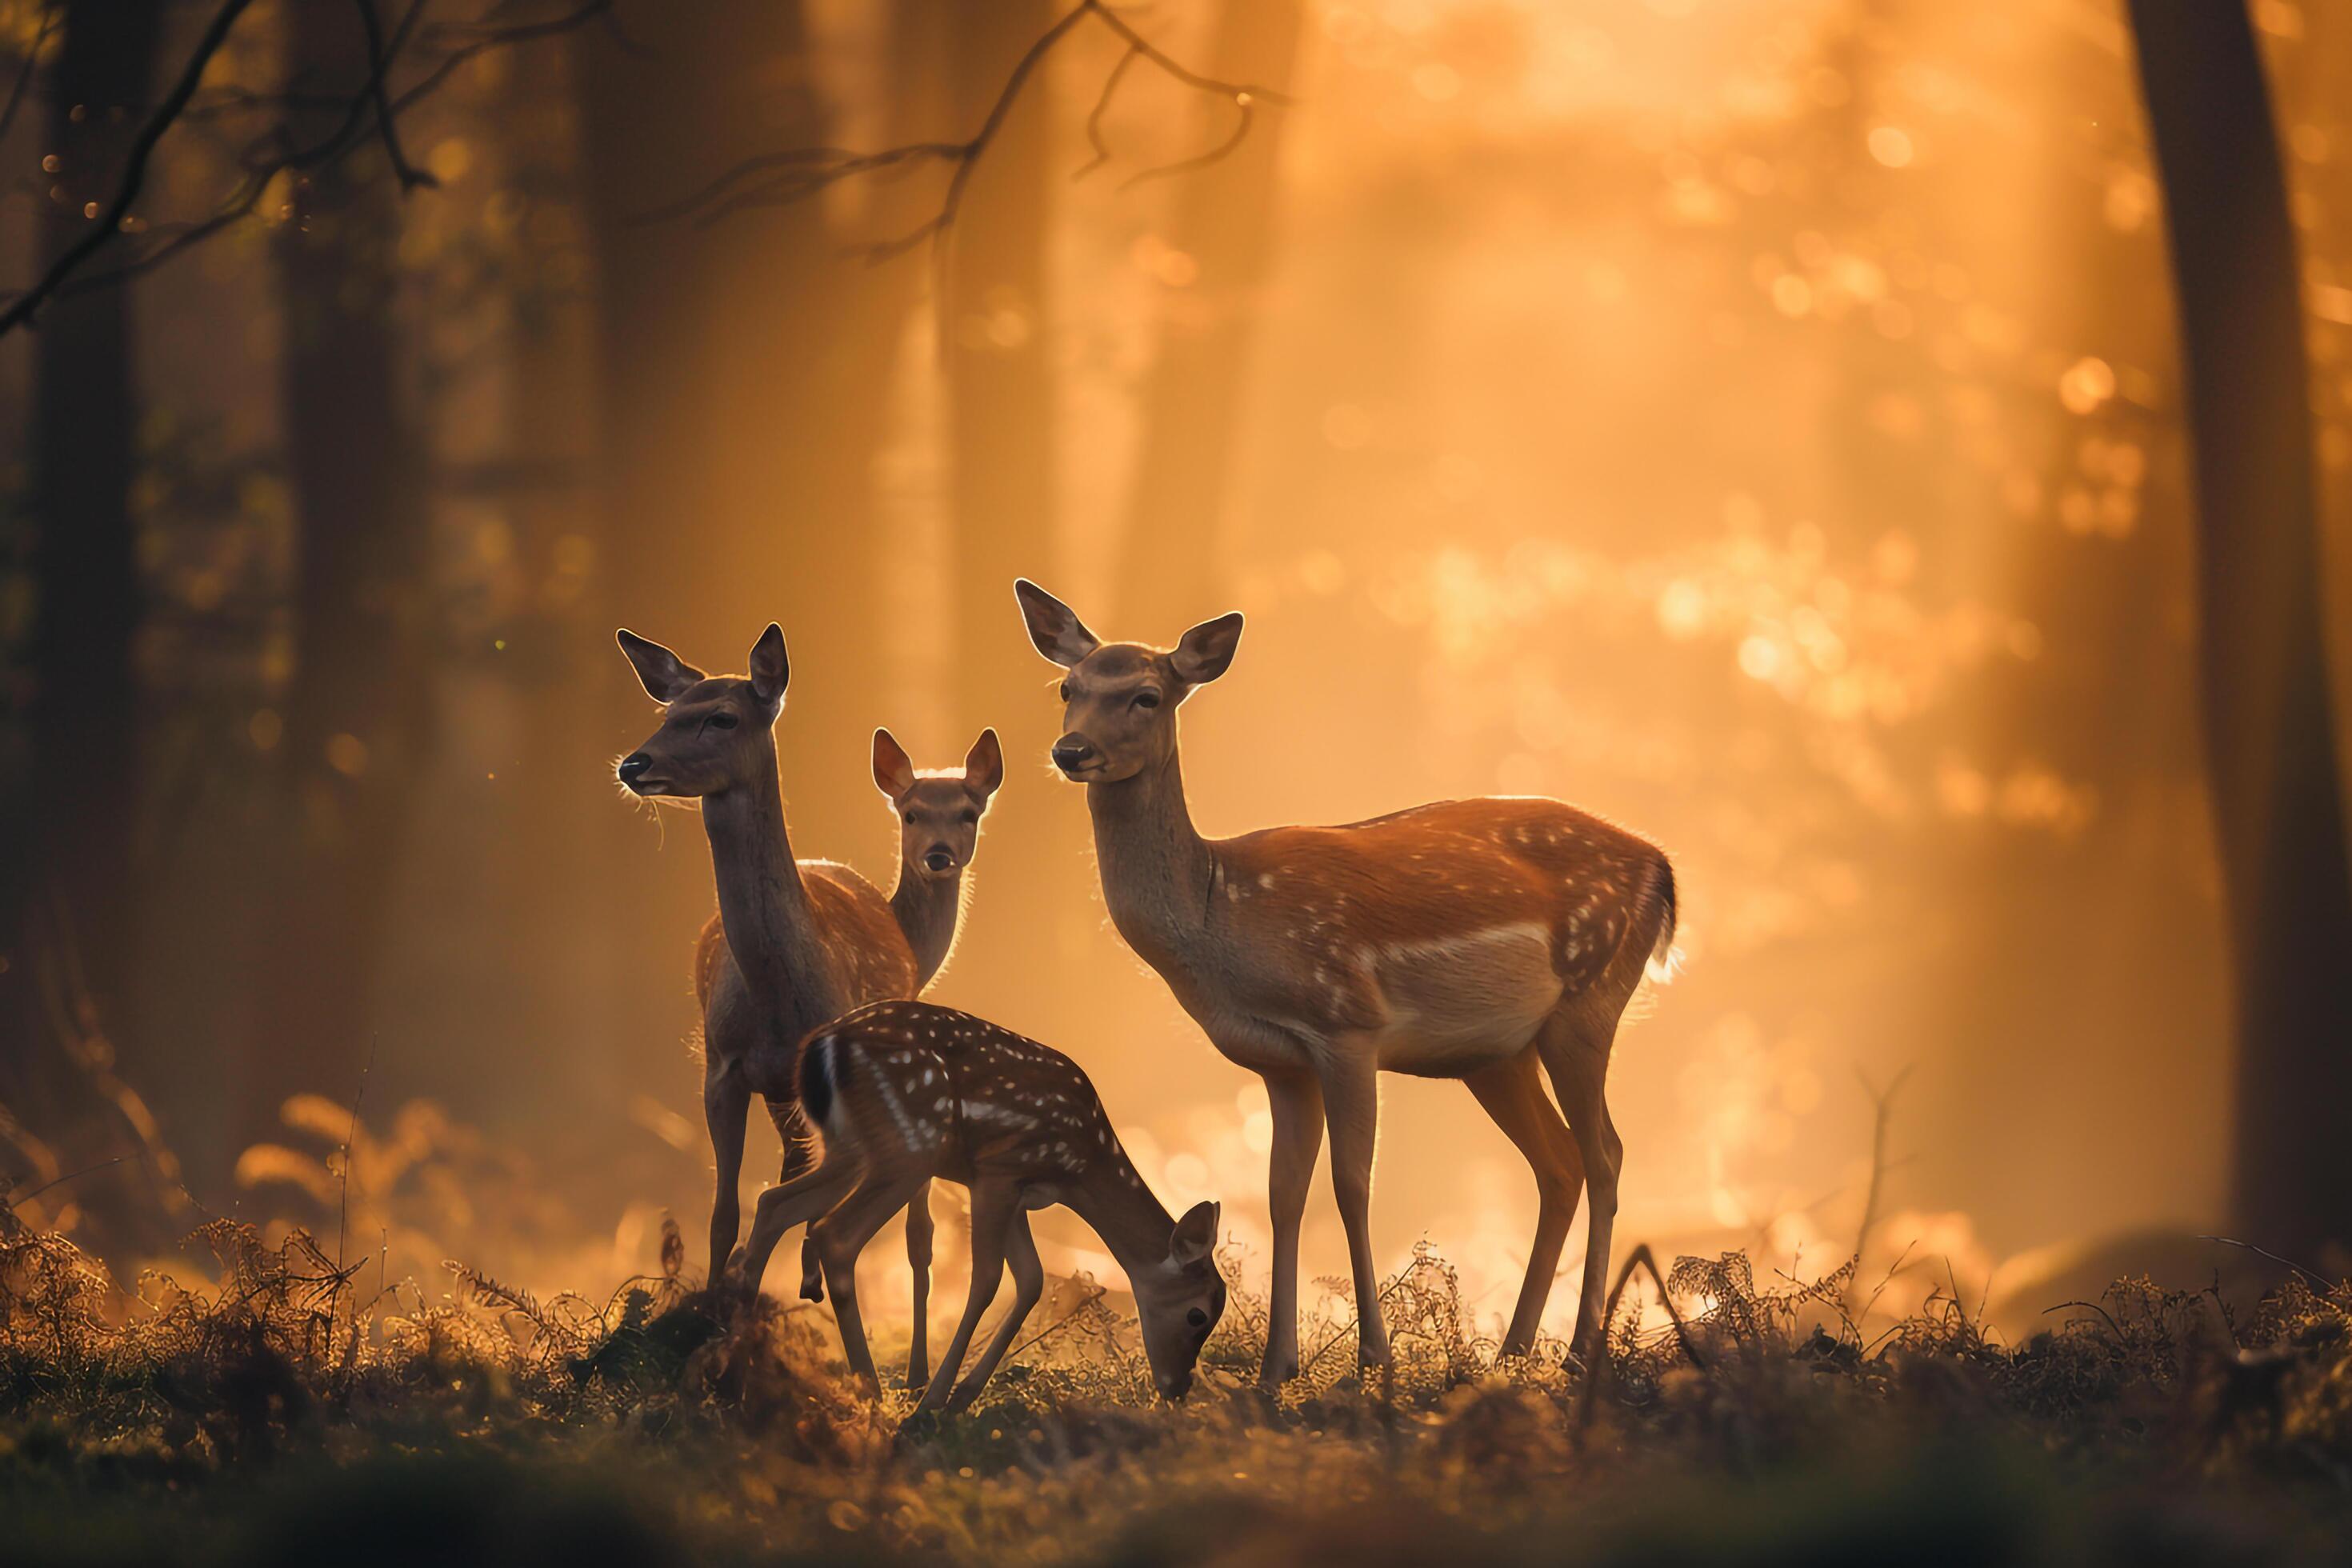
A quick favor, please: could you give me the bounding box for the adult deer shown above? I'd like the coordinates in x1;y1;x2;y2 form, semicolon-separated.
732;998;1226;1414
615;626;960;1386
1014;580;1677;1380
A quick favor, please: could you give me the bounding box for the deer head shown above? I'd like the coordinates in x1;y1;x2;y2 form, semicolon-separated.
1133;1199;1226;1398
1014;579;1243;785
614;624;790;798
873;726;1005;880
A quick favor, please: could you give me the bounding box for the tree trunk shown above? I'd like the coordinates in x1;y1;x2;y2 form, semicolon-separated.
242;1;434;1146
1114;0;1304;630
0;0;167;1239
2130;0;2352;1262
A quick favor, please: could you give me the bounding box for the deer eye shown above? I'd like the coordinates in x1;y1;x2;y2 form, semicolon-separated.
1058;682;1071;702
903;810;917;824
1134;690;1162;710
959;810;978;826
706;711;739;730
1186;1307;1208;1329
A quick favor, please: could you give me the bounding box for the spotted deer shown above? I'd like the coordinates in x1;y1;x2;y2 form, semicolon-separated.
615;626;949;1386
1014;580;1678;1379
732;999;1226;1414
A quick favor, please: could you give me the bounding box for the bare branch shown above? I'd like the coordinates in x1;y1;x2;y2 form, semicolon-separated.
1072;42;1140;181
354;0;436;191
0;0;258;338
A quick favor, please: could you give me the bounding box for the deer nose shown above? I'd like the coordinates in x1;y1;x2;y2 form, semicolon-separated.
1050;737;1098;775
618;754;652;784
923;846;954;873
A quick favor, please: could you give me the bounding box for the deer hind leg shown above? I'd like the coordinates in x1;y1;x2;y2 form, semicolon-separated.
812;1169;931;1395
944;1210;1042;1412
918;1178;1019;1416
1463;1047;1586;1356
1534;1001;1626;1369
1258;1067;1324;1388
1318;1048;1391;1367
903;1179;937;1390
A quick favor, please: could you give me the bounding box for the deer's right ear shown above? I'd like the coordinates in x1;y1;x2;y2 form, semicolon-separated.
872;728;916;799
747;623;790;706
1168;1201;1219;1267
1014;578;1101;668
616;630;704;702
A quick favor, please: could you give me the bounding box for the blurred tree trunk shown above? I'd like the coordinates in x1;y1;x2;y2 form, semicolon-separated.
2130;0;2352;1262
0;1;167;1234
1114;0;1304;630
242;2;434;1146
933;0;1062;1030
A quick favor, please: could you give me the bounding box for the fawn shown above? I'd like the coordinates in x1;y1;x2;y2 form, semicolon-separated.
731;998;1226;1414
616;626;948;1381
1014;579;1678;1379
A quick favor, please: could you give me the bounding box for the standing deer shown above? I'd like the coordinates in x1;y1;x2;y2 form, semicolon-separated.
615;626;954;1385
1013;580;1677;1380
697;723;1006;1376
731;998;1226;1414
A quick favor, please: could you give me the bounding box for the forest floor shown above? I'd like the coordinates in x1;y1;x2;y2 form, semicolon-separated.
3;1218;2351;1567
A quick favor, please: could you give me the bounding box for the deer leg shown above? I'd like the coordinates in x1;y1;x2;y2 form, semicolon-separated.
916;1180;1017;1416
736;1157;861;1303
814;1170;930;1396
1318;1050;1390;1367
1537;1009;1622;1369
903;1179;936;1390
1258;1068;1323;1388
704;1066;751;1288
1464;1049;1585;1355
944;1211;1042;1412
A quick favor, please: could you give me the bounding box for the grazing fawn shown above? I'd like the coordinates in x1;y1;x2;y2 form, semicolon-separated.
1014;580;1678;1378
732;999;1226;1414
614;627;941;1380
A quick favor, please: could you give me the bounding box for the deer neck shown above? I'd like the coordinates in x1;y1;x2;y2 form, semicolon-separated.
1066;1144;1177;1281
890;866;963;990
1086;748;1216;970
700;752;834;1026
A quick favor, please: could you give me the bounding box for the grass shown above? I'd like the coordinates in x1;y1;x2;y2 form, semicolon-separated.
4;1210;2351;1566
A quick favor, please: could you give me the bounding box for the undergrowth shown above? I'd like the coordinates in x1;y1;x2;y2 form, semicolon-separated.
4;1215;2350;1566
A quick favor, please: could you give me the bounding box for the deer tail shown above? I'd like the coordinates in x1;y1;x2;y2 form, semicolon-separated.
1642;855;1682;986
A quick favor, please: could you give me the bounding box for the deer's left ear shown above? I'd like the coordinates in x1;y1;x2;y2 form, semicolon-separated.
964;727;1006;801
1168;1200;1219;1266
748;623;790;705
872;728;916;799
1170;612;1243;686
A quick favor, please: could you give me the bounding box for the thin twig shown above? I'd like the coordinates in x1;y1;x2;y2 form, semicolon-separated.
0;0;257;336
6;1156;126;1212
353;0;436;190
1576;1244;1704;1434
1072;42;1139;180
335;1038;378;1275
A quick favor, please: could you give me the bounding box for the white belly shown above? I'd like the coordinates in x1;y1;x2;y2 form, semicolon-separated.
1365;922;1561;1075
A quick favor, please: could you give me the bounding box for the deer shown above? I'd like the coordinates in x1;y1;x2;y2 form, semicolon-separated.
872;726;1004;990
1012;579;1678;1383
615;626;978;1389
730;998;1227;1414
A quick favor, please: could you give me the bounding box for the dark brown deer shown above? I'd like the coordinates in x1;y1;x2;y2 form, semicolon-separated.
732;999;1226;1414
1013;580;1678;1379
616;626;956;1384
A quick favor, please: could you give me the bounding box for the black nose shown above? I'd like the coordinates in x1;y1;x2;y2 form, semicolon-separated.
618;754;651;782
923;847;954;873
1051;739;1097;774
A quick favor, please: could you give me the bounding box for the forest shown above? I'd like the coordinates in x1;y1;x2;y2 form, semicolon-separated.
6;0;2352;1562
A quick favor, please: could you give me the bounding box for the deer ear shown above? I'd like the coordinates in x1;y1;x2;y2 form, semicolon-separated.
1014;578;1102;668
1168;1200;1219;1267
748;623;789;705
964;728;1005;801
616;630;704;702
872;729;916;798
1170;612;1244;686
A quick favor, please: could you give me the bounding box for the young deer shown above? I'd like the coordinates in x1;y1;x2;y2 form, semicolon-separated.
1014;580;1678;1379
873;726;1004;990
731;999;1226;1414
614;626;942;1378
